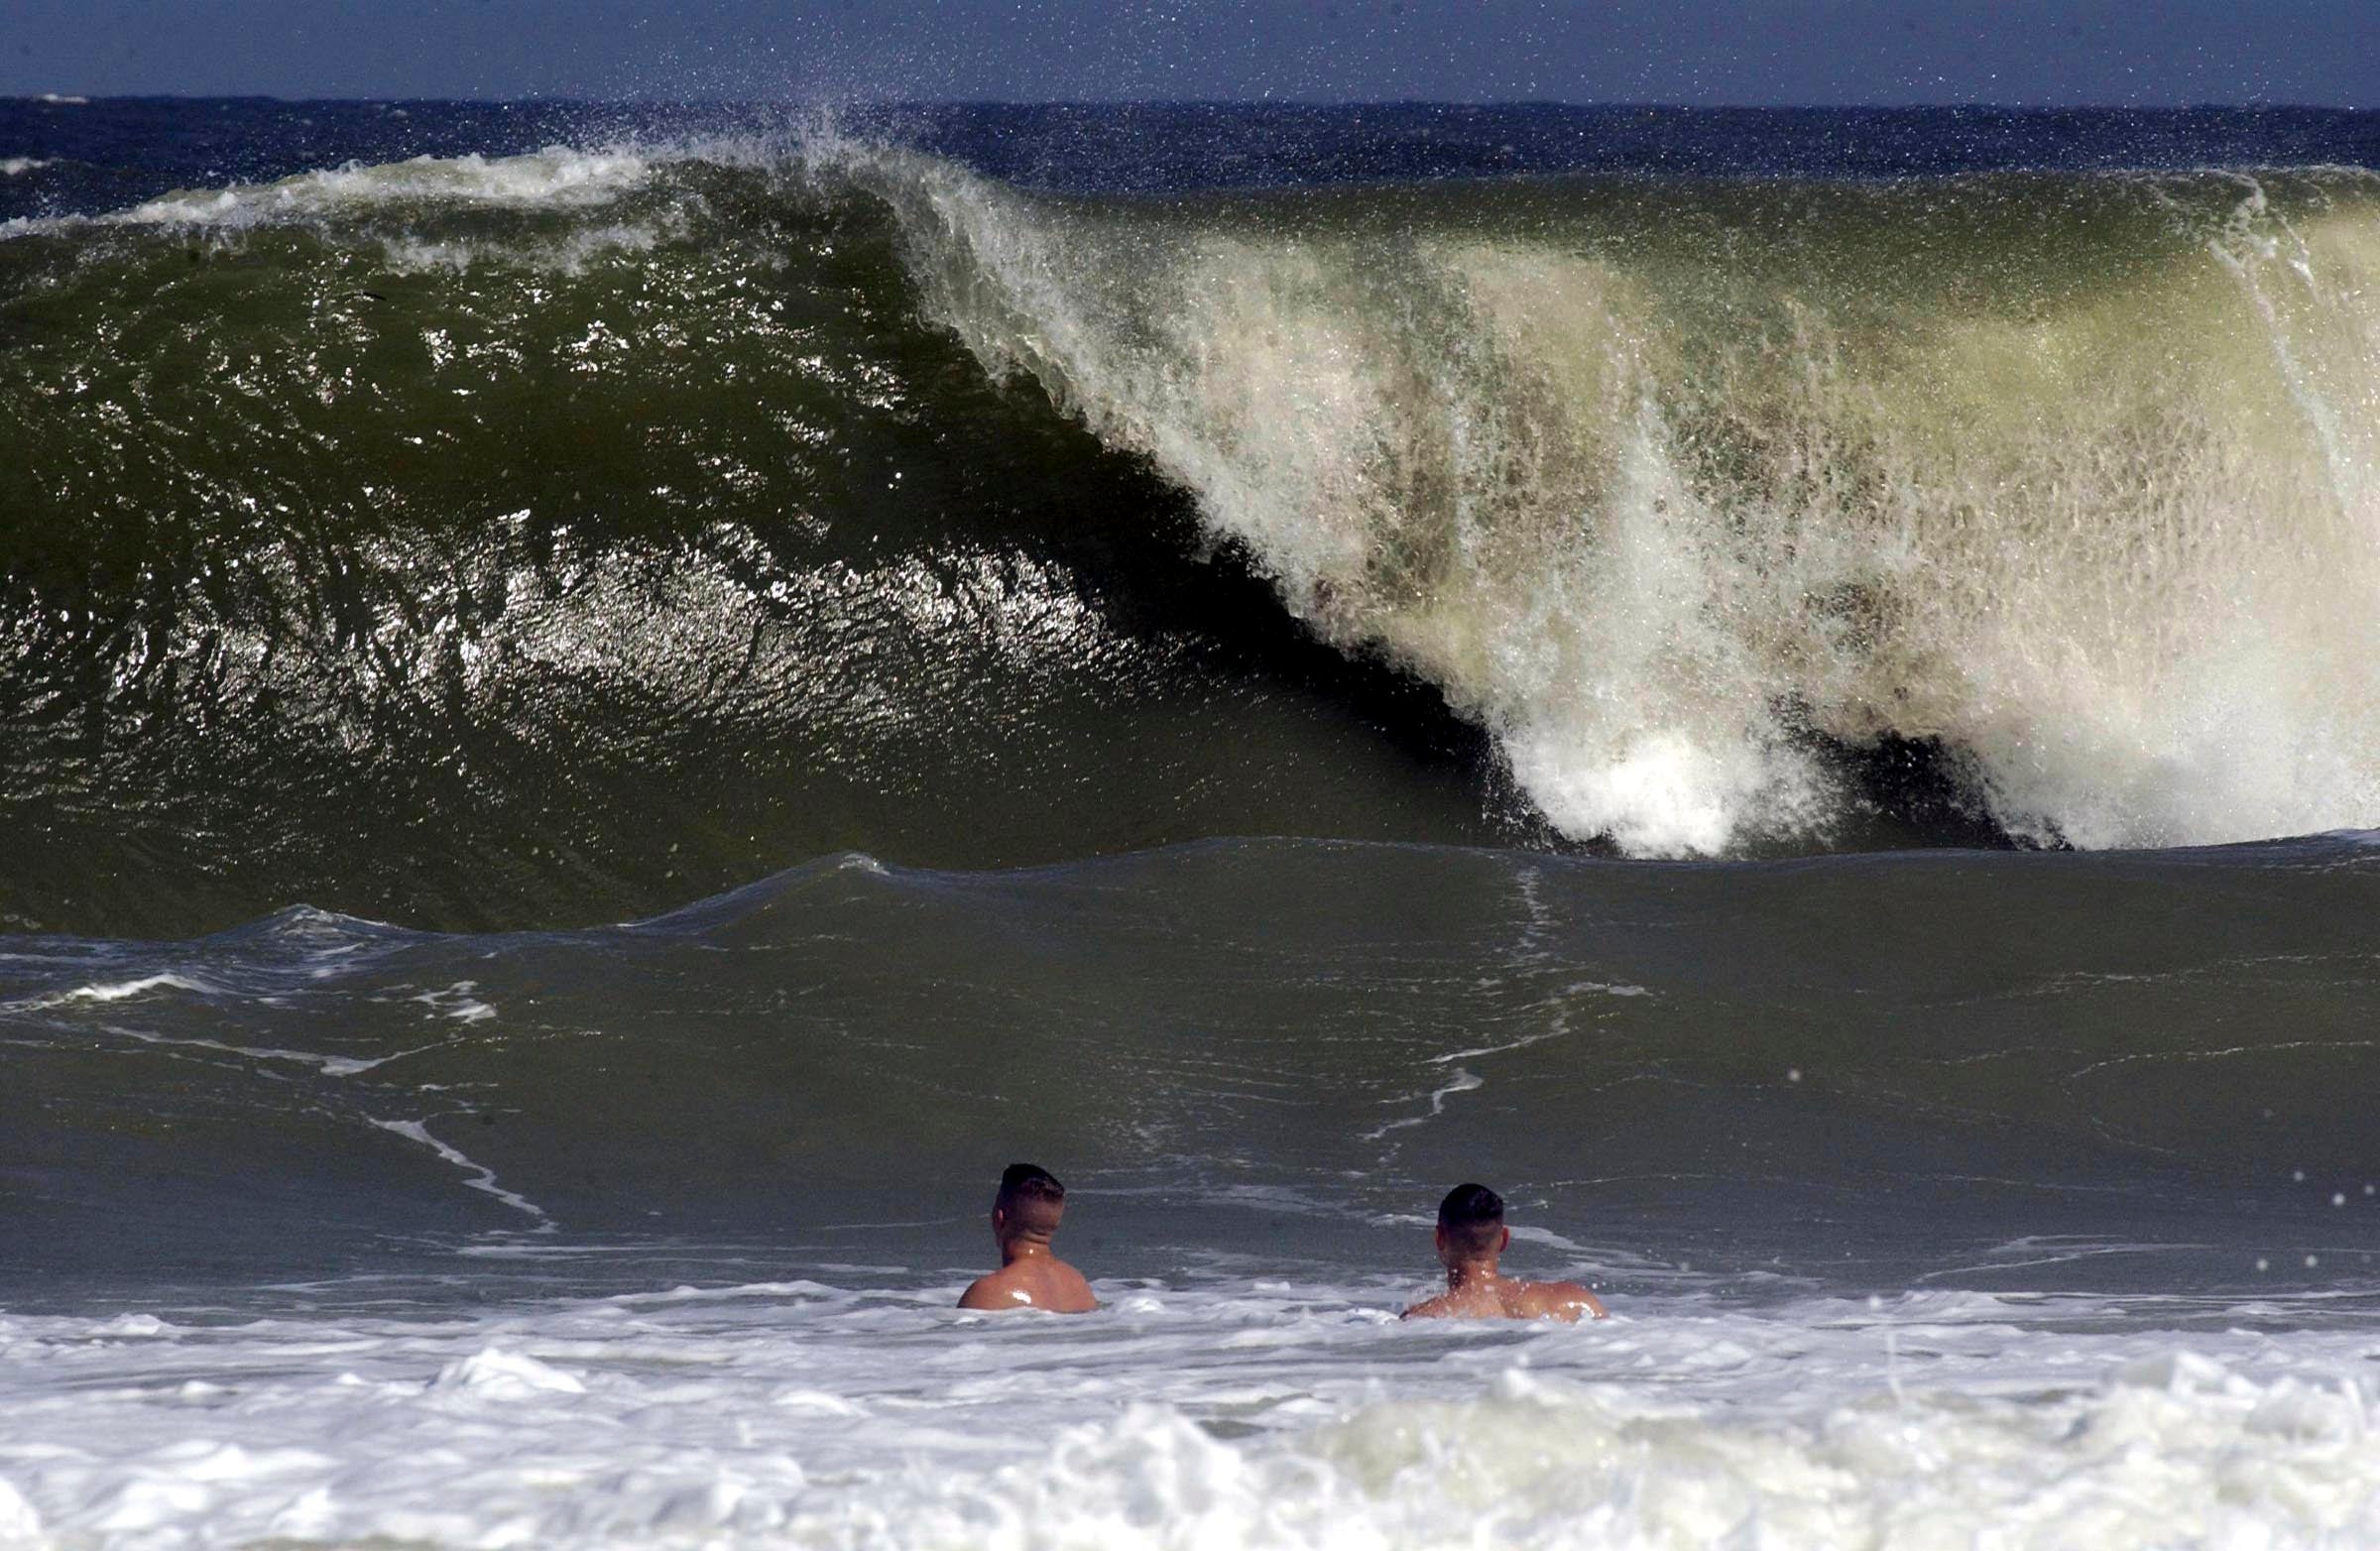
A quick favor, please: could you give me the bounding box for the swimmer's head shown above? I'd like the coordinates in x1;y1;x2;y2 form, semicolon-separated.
993;1162;1067;1243
1435;1182;1509;1263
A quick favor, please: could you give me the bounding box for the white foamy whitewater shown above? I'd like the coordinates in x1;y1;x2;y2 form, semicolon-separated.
858;152;2380;856
3;1273;2378;1550
31;139;2380;858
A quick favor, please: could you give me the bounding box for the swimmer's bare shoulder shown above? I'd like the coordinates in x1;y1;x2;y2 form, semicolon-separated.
1399;1289;1462;1320
1509;1278;1606;1322
1039;1259;1097;1313
958;1258;1097;1313
957;1268;1019;1311
1401;1278;1605;1322
1400;1183;1608;1323
957;1162;1099;1314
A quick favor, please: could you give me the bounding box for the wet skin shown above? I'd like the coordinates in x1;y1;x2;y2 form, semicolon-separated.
958;1206;1097;1314
1401;1225;1606;1323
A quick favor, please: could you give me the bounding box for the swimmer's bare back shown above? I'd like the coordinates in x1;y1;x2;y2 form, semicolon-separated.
1402;1183;1606;1323
958;1162;1099;1313
958;1256;1097;1313
1402;1272;1606;1322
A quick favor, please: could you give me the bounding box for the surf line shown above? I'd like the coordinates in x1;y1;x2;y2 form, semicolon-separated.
369;1117;555;1232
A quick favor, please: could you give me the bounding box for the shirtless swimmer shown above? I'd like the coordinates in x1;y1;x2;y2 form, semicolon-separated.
1401;1182;1606;1322
957;1162;1098;1313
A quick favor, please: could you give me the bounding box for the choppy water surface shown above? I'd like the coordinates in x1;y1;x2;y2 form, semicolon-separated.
4;99;2380;1548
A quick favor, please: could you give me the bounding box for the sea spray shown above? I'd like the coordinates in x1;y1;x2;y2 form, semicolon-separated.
871;158;2380;855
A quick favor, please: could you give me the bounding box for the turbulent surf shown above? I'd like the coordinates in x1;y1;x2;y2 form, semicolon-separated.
5;100;2380;1551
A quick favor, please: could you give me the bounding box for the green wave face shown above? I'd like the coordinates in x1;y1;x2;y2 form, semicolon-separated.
0;150;1512;937
7;147;2380;935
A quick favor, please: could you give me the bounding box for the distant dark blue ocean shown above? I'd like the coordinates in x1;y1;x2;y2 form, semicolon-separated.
7;98;2380;217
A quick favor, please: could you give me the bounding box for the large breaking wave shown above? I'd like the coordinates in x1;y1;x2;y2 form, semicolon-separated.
873;151;2380;856
5;134;2379;933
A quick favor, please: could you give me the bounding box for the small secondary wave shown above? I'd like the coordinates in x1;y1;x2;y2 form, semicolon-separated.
5;837;2378;1288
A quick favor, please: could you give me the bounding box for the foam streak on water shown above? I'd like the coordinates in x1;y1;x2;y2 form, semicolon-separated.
2;1280;2378;1549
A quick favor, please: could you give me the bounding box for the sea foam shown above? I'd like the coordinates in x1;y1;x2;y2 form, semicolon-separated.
1;1280;2375;1549
107;149;654;228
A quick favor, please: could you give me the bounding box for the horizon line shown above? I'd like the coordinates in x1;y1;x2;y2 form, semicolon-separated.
4;92;2371;115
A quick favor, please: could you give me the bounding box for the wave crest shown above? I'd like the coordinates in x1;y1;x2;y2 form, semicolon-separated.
871;156;2380;854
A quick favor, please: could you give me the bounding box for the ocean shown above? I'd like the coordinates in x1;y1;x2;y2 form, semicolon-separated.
3;97;2379;1547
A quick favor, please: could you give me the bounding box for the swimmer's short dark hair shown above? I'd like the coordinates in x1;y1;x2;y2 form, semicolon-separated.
999;1162;1065;1208
1438;1182;1502;1227
1437;1182;1504;1255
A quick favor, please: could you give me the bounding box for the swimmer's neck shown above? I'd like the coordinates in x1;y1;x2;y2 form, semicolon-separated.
1443;1257;1503;1290
998;1233;1060;1267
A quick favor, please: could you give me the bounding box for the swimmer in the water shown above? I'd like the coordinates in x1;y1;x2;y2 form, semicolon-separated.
1400;1182;1606;1322
957;1162;1098;1313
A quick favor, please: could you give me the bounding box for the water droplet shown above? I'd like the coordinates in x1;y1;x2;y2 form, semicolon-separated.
2305;1254;2320;1269
2255;1257;2269;1272
1786;1068;1801;1083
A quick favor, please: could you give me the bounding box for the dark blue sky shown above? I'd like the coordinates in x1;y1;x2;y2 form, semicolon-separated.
7;0;2377;105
